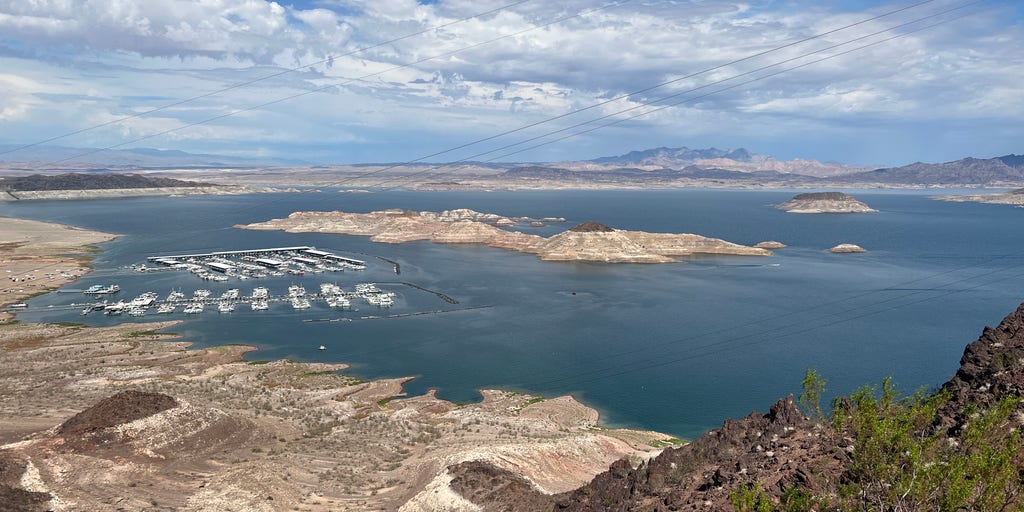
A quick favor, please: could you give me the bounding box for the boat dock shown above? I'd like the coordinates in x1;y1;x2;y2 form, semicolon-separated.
140;246;367;282
68;283;399;317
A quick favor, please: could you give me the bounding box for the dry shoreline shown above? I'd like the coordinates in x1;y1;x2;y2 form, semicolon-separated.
0;216;118;320
0;216;673;511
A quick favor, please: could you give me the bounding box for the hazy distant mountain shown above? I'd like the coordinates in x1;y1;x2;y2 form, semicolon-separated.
840;155;1024;185
0;145;306;167
588;146;757;166
572;146;872;178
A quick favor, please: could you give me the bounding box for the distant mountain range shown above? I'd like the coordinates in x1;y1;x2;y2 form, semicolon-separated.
0;145;306;168
836;155;1024;185
588;146;758;165
1;143;1021;187
546;146;1024;186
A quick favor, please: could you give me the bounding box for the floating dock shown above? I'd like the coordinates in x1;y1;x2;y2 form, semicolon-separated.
142;246;367;282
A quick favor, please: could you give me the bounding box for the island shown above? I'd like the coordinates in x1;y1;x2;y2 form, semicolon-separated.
755;240;787;249
238;208;771;263
829;243;867;253
775;191;877;213
933;188;1024;207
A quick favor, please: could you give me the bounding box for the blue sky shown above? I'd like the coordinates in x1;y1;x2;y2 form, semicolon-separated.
0;0;1021;166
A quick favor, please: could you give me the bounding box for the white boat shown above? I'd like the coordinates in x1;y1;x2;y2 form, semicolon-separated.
130;292;157;307
252;287;269;299
318;345;326;351
288;285;306;297
166;291;185;301
84;284;120;295
103;301;126;315
290;297;311;310
127;306;147;317
250;300;268;311
218;302;235;313
222;288;240;299
157;303;176;314
194;289;211;299
184;303;204;314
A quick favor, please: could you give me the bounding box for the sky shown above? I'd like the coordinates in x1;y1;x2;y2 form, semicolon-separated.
0;0;1021;166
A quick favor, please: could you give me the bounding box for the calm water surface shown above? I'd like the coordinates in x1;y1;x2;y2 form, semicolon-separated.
4;189;1023;439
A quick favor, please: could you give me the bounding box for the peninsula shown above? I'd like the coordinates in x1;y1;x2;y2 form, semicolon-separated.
775;191;877;213
239;209;771;263
0;217;116;319
933;188;1024;207
0;173;295;201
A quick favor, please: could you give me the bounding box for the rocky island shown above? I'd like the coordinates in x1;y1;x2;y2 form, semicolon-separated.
829;243;867;253
775;191;877;213
933;188;1024;207
239;209;771;263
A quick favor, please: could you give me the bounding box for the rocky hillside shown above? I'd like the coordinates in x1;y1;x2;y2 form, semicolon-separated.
842;155;1024;185
0;172;208;191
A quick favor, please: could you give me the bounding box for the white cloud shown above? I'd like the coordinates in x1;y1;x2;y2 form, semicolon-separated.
0;0;1021;164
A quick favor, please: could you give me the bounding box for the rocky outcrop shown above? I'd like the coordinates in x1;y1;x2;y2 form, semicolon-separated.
776;192;877;213
241;209;771;263
829;243;867;253
943;302;1024;414
569;222;615;233
58;390;178;435
755;241;787;249
550;396;843;511
0;453;52;512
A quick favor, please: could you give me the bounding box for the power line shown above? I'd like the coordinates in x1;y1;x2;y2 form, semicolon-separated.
290;0;948;191
373;0;985;189
39;0;631;167
0;0;538;158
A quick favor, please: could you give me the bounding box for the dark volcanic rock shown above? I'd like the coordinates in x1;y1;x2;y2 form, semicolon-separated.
0;172;208;191
553;396;843;511
449;461;557;511
0;487;52;512
0;452;52;512
943;302;1024;412
58;390;178;435
792;191;849;201
569;222;615;233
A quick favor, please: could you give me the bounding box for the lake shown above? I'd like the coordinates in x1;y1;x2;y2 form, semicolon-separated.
4;188;1023;439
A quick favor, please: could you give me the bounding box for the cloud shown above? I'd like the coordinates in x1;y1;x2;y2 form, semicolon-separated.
0;0;1021;165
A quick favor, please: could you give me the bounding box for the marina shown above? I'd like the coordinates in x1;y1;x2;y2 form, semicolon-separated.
138;246;367;282
64;282;399;318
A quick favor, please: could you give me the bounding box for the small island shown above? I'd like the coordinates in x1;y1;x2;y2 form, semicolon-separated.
776;192;877;213
755;241;787;249
933;188;1024;207
829;243;867;253
239;209;771;263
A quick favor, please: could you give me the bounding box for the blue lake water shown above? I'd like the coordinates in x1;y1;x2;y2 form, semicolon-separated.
3;188;1023;439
